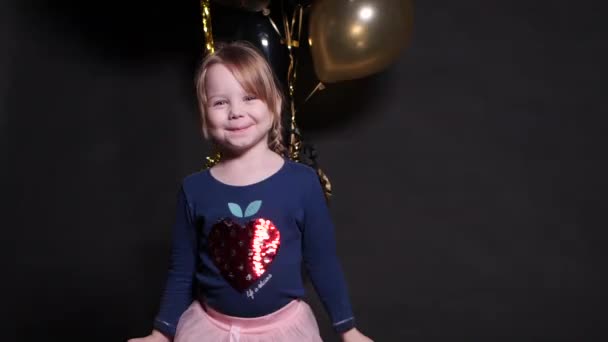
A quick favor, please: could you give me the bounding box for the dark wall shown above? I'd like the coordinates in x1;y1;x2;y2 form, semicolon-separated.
5;0;607;341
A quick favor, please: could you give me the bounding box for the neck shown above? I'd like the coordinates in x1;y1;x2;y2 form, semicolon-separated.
218;141;279;170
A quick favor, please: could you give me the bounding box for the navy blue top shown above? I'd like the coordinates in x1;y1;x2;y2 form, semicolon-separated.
153;159;355;336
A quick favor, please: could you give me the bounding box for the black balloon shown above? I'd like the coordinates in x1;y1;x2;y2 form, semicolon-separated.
211;3;290;93
212;0;270;12
210;1;319;158
282;0;313;10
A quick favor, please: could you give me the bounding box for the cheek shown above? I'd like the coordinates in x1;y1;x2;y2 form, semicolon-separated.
254;106;274;124
255;113;274;132
205;109;224;128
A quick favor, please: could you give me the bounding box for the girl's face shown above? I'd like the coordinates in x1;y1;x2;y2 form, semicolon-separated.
204;63;274;154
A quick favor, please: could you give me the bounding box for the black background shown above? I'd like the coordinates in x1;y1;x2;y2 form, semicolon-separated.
4;0;608;341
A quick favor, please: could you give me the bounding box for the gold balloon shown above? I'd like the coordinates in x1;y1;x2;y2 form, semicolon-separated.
308;0;413;83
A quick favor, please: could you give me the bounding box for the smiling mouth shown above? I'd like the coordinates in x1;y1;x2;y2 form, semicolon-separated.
227;125;253;132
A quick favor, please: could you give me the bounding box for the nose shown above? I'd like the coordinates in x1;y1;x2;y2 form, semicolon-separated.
229;100;246;119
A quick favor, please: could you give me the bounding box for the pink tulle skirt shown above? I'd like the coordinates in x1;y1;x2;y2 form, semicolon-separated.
174;300;323;342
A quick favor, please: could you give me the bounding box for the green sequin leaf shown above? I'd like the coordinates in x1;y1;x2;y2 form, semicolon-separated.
244;200;262;218
228;203;243;218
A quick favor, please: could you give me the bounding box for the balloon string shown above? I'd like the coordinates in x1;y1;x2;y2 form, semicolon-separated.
289;6;301;47
200;0;215;54
266;4;303;162
282;13;292;50
200;0;218;170
283;5;301;161
295;5;303;46
267;16;283;39
290;4;332;201
304;82;325;103
281;5;332;199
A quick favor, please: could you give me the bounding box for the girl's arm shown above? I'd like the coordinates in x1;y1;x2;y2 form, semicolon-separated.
300;171;374;341
152;186;198;337
300;168;357;334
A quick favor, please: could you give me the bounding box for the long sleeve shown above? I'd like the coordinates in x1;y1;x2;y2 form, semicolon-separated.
301;170;356;333
153;186;197;337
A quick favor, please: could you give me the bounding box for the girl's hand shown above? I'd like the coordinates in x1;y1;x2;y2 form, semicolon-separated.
341;328;374;342
127;330;171;342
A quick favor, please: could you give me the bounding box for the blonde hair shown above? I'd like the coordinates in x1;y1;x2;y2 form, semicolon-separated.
195;41;286;156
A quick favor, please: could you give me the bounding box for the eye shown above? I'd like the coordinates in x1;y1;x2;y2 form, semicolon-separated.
244;95;258;101
212;100;227;107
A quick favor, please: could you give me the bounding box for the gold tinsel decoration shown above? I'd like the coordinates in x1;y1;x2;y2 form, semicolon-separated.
199;1;332;200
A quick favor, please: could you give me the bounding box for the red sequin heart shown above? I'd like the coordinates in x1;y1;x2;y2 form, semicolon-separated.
208;218;281;292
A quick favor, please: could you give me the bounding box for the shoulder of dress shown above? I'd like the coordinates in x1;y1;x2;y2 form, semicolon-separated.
283;160;317;180
181;169;210;186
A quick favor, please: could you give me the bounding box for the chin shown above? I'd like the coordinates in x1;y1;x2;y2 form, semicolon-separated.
220;138;253;152
230;136;269;153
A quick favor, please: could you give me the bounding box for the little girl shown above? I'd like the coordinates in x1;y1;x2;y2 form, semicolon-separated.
128;41;372;342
